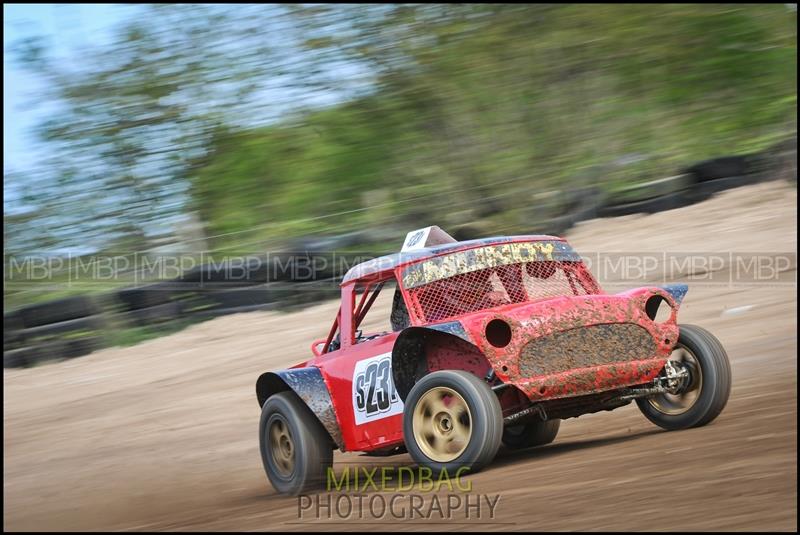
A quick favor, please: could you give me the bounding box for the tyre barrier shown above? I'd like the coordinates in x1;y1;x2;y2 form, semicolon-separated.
175;252;316;287
757;136;797;184
683;156;753;183
62;336;103;359
4;137;795;367
685;174;763;204
5;296;107;368
115;281;176;311
532;186;606;235
4;311;25;349
569;186;607;225
598;191;691;218
287;230;374;253
191;302;282;320
177;255;269;285
123;301;183;327
16;294;100;329
4;314;106;368
599;174;691;217
3;336;104;368
274;283;340;311
20;314;106;338
187;281;339;319
599;150;788;217
201;284;280;310
451;225;483;241
5;340;66;368
4;347;33;368
608;174;692;204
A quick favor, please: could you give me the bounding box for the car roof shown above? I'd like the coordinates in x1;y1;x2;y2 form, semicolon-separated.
341;234;568;286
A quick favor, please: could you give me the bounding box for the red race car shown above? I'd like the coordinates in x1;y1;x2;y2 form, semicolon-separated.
256;227;731;495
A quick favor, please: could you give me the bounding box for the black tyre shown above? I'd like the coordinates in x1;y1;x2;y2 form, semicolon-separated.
3;347;33;368
686;174;761;203
403;370;502;475
259;391;333;495
502;419;560;450
18;295;98;328
115;283;174;311
636;324;731;430
599;191;690;217
21;315;105;337
205;285;276;309
4;311;25;348
123;301;182;326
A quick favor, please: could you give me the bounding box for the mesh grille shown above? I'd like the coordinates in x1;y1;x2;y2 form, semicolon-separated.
406;261;599;323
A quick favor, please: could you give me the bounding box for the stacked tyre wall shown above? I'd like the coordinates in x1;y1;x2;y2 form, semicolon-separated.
4;136;796;367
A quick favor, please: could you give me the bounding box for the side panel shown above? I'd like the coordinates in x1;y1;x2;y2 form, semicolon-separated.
315;331;405;452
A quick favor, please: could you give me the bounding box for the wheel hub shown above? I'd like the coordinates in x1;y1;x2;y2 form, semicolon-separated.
412;386;472;463
648;344;704;415
435;412;453;433
269;417;295;477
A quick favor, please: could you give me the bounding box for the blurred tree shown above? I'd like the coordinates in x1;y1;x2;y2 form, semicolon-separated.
9;4;355;253
7;3;797;258
268;4;798;229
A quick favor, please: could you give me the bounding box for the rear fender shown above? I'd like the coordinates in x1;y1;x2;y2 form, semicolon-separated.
255;367;344;450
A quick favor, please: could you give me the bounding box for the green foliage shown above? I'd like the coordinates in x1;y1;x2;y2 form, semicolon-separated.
5;4;797;278
192;4;797;248
192;98;403;242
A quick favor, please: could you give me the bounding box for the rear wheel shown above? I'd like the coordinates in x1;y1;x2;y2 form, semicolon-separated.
502;419;560;450
636;324;731;430
403;370;503;475
259;391;333;495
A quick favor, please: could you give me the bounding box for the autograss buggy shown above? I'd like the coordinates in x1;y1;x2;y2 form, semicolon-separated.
255;226;731;495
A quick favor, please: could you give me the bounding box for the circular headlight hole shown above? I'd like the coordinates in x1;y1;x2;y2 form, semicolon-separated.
645;295;672;323
486;319;512;348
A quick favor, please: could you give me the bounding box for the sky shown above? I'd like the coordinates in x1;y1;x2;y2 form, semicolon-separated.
3;4;139;174
3;4;366;177
3;3;369;252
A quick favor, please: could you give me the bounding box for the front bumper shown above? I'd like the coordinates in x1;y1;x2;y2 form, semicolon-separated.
516;322;666;401
460;287;680;402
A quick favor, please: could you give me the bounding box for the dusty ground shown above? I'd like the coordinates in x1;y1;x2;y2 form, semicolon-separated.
3;181;797;531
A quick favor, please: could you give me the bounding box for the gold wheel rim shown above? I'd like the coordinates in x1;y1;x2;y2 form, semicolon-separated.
648;344;704;415
412;386;472;462
269;417;295;477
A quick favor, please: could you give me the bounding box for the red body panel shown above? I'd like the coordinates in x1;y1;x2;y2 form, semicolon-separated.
455;288;678;400
277;237;681;453
301;286;678;452
314;332;405;452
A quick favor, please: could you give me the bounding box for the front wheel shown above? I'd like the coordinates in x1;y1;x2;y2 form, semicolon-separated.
403;370;503;475
637;324;731;430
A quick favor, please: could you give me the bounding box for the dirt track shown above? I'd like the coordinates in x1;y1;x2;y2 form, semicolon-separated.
3;181;797;531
